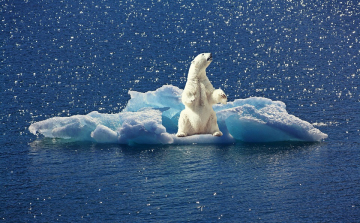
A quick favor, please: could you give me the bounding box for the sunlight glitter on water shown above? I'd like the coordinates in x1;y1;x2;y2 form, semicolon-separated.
1;0;360;222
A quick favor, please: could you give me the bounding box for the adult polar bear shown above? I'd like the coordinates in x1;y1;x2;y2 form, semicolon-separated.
176;53;227;137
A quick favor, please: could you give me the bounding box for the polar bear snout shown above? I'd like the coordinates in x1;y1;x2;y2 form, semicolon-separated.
207;53;213;61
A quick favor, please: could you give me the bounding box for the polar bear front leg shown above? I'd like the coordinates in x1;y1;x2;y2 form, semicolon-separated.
211;89;227;105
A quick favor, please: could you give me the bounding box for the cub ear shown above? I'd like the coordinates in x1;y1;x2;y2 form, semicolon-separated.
191;60;195;64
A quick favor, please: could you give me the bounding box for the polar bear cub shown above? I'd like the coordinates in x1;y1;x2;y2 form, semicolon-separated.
176;53;227;137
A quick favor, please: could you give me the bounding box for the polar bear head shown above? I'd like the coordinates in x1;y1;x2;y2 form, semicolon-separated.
191;53;213;71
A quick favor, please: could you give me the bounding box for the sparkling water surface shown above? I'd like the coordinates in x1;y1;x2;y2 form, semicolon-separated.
1;0;360;222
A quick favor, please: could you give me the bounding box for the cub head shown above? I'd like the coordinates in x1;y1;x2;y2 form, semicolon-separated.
191;53;213;70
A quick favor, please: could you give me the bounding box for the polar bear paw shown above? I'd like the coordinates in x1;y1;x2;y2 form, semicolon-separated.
212;131;223;137
184;96;196;105
213;89;227;104
176;132;187;137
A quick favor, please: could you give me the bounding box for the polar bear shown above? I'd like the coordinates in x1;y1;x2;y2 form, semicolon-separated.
176;53;227;137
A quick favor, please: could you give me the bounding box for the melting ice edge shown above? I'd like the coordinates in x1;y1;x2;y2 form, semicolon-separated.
29;85;328;145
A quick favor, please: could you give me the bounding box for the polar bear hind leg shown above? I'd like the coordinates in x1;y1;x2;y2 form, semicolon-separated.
176;111;191;137
206;112;223;137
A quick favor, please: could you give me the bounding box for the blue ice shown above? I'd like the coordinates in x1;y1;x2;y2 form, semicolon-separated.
29;85;328;145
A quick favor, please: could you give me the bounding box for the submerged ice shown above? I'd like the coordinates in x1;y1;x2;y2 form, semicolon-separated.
29;85;328;145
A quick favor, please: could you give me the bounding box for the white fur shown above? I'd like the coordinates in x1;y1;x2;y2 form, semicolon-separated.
176;53;227;137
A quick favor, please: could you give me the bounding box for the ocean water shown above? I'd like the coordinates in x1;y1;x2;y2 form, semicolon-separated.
1;0;360;222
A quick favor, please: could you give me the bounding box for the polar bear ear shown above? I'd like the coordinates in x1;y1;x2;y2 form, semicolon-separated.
191;60;195;64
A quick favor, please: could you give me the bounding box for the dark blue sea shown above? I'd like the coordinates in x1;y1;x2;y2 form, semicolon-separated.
1;0;360;222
